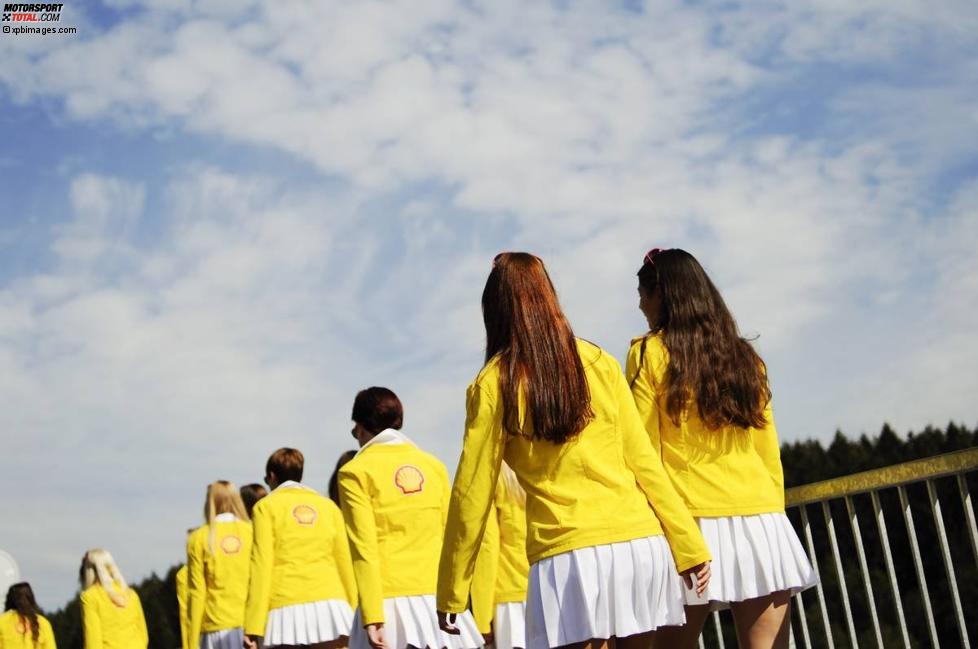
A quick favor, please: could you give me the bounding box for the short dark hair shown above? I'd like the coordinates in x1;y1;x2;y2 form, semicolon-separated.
266;448;304;483
352;387;403;435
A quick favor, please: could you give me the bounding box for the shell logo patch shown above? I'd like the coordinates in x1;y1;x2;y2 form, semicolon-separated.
220;534;242;555
394;464;425;495
292;504;318;526
15;620;27;634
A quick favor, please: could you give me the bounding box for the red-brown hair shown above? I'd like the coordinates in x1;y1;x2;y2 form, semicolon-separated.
482;252;593;443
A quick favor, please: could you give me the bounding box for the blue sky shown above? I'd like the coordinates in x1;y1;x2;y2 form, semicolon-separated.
1;0;977;610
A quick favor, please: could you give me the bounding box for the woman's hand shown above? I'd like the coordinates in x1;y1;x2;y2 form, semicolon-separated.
366;623;387;649
681;561;711;597
438;611;461;635
242;635;261;649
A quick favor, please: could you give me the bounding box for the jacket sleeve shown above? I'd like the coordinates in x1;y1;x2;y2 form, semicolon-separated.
437;381;505;614
616;362;712;573
130;591;148;649
186;530;206;649
330;502;359;609
80;589;102;649
244;503;274;636
339;467;385;626
469;498;500;634
752;401;785;509
626;337;661;453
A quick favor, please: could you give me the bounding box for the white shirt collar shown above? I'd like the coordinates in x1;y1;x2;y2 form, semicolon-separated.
214;512;238;523
274;479;316;492
357;428;415;455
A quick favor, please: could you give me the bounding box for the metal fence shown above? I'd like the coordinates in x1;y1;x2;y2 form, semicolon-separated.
698;447;978;649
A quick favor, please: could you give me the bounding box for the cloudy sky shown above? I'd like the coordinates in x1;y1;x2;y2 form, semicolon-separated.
1;0;976;610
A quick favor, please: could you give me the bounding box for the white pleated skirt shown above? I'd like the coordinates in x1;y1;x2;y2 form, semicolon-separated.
493;602;526;649
264;599;355;646
525;535;685;649
684;513;818;610
350;594;483;649
200;628;243;649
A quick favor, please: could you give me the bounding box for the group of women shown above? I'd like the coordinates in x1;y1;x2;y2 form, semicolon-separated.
3;248;816;649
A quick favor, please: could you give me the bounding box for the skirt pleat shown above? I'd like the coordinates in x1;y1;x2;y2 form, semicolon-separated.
525;535;686;649
685;513;818;610
350;594;482;649
200;627;243;649
264;599;354;646
493;602;526;649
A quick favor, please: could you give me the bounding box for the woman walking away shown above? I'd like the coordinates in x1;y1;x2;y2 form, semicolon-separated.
1;583;56;649
339;387;482;649
469;463;529;649
244;448;357;649
186;481;253;649
627;248;816;649
79;549;148;649
438;252;711;649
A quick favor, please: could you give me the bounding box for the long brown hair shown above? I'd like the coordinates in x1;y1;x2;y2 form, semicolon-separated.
637;248;770;429
482;252;593;443
5;582;41;642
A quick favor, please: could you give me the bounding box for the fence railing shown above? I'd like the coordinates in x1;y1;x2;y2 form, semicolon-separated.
698;447;978;649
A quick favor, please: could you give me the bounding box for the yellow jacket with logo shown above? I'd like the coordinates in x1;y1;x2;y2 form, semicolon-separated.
469;480;529;633
338;432;451;626
243;484;357;636
626;333;785;516
80;584;148;649
175;564;189;649
438;339;710;614
187;517;253;647
0;610;57;649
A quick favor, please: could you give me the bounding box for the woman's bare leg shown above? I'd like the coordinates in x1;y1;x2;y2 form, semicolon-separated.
556;640;612;649
616;630;656;649
729;591;791;649
649;605;710;649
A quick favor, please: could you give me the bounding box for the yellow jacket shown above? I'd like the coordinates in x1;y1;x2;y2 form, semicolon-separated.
338;431;451;626
187;516;253;646
626;333;785;516
244;483;357;636
470;481;529;633
175;564;189;649
0;611;56;649
80;584;148;649
438;340;710;614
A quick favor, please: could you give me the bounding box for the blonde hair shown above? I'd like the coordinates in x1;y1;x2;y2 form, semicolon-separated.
79;549;129;607
204;480;250;553
498;461;526;507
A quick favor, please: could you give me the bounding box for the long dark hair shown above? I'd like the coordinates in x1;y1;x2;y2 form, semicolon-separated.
482;252;593;443
637;248;770;430
4;582;41;643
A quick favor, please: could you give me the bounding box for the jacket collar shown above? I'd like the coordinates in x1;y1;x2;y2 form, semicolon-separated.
357;428;415;456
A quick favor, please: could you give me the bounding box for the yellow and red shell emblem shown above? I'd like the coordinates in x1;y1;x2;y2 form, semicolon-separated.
220;534;242;555
15;620;27;634
292;504;318;526
394;464;425;494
